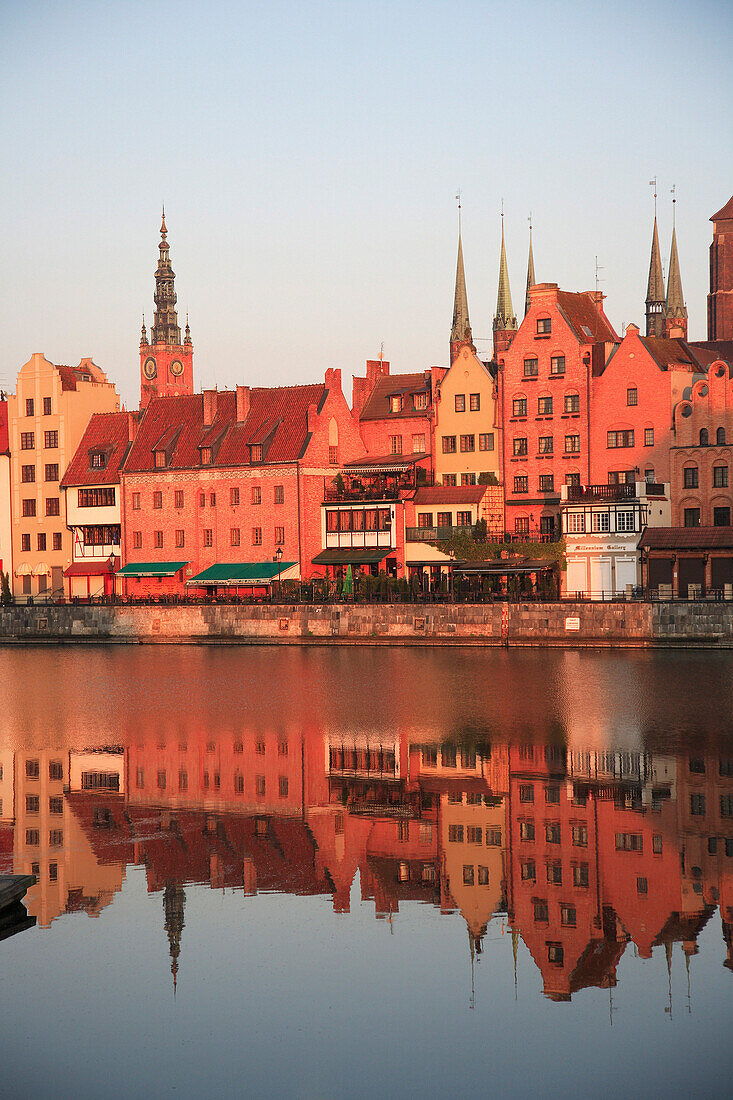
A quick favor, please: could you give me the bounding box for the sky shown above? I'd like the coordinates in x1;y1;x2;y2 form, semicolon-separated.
1;0;732;408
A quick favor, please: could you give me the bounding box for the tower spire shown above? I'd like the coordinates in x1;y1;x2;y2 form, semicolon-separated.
493;208;517;358
450;193;475;364
525;214;535;318
645;202;666;338
164;883;186;997
665;213;687;339
152;208;181;345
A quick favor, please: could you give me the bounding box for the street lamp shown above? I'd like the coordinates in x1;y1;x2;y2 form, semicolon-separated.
273;546;283;601
107;553;116;603
449;547;455;602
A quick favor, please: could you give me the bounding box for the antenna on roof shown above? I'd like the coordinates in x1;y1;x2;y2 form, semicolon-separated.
378;341;385;362
649;177;658;218
594;255;605;295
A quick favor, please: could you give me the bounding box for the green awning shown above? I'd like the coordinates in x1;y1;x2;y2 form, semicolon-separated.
117;561;187;578
312;548;391;565
187;561;297;585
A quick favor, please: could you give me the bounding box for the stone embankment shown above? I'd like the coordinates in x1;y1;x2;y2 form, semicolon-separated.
1;600;733;647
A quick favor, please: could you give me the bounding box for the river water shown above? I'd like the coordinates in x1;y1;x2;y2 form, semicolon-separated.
1;645;732;1098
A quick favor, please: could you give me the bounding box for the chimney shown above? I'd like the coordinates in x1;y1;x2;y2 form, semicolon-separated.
236;385;250;424
625;322;640;338
126;411;137;442
203;388;218;426
324;367;342;394
366;359;389;384
307;402;319;433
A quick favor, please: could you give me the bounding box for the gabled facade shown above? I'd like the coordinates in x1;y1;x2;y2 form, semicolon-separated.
499;283;617;540
352;358;441;468
119;368;366;593
433;345;500;487
670;361;733;529
7;354;119;600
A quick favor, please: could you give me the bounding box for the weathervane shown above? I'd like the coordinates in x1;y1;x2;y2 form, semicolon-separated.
649;176;658;217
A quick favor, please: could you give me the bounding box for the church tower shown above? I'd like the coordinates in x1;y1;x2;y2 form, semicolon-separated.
645;211;666;338
708;194;733;342
524;220;536;318
140;209;194;409
493;214;517;359
450;212;475;364
664;216;687;340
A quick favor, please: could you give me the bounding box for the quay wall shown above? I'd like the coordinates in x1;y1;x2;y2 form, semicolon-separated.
1;600;733;647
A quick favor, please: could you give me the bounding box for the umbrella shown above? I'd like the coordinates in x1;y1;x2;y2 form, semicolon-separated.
342;564;353;597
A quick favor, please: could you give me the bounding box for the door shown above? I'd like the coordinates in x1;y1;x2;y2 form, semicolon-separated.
590;557;612;600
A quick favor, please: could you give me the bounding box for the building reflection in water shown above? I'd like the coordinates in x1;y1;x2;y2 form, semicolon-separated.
1;729;731;1001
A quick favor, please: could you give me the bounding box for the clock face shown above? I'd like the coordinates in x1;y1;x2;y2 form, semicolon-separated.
143;357;157;380
170;359;184;377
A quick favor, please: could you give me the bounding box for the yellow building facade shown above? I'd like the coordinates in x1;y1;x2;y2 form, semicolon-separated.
434;346;501;487
7;354;119;599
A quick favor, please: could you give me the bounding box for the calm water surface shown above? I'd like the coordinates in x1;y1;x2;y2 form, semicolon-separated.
1;646;732;1099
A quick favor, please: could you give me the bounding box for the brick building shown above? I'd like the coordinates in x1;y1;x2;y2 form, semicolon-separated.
351;357;441;469
139;211;194;409
670;361;733;528
0;399;11;586
118;369;366;595
499;283;617;540
707;194;733;343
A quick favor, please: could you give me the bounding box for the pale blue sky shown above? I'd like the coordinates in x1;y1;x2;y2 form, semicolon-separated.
1;0;731;407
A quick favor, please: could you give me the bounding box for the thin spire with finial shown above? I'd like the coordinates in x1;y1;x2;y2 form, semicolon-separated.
450;192;474;362
494;208;517;332
645;183;666;337
525;213;535;317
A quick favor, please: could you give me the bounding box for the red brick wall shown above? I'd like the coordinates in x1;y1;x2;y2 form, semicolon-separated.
670;363;733;525
708;212;733;341
358;414;433;466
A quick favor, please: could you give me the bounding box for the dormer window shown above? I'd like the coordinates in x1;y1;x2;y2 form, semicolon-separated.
250;444;262;464
90;451;107;470
413;392;427;411
389;394;403;413
154;450;167;468
200;447;212;465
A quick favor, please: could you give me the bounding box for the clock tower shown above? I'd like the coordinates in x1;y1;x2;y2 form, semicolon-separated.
139;209;194;409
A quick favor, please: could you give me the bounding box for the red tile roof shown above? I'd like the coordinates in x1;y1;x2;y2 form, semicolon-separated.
0;401;8;456
359;372;431;421
124;383;327;473
639;526;733;551
412;485;486;505
56;360;107;391
60;412;136;487
711;195;733;222
556;291;618;344
688;341;733;369
639;337;704;371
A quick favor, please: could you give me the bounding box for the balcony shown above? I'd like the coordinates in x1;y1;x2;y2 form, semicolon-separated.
406;525;470;542
566;483;635;503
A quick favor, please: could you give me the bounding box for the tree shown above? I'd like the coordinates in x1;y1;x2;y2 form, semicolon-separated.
478;471;499;486
1;570;12;605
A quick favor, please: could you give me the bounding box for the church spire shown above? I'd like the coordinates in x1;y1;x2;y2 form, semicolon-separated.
645;205;666;338
450;198;475;364
152;206;181;345
493;211;517;358
665;192;687;339
164;883;186;996
525;217;536;318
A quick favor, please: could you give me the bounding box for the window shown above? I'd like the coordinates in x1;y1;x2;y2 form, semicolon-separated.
21;432;34;449
700;428;709;446
462;865;475;885
413;392;427;410
442;474;456;486
607;430;634;448
546;861;562;885
252;527;262;546
538;396;553;415
21;465;35;483
460;434;475;452
78;488;115;508
486;828;502;847
252;486;261;505
479;433;494;451
684;508;701;528
684;467;699;488
690;793;706;816
645;468;655;483
250;444;262;463
155;450;168;469
652;835;663;854
154;530;164;549
477;865;489;885
389;394;402;413
43;397;52;415
442;745;457;767
328;446;338;465
26;795;39;813
538;435;553;454
234;774;244;794
279;776;289;798
455;394;465;413
534;900;549;922
615;833;643;852
467;826;482;845
20;533;31;552
200;528;212;548
412;434;426;453
513;397;527;417
179;770;188;792
717;427;726;445
714;507;730;526
644;428;654;447
230;527;240;547
721;794;733;818
26;398;34;416
550;355;565;376
274;485;284;504
442;435;456;454
565;434;580;454
37;533;46;551
571;825;587;847
45;463;59;482
564;393;580;414
49;761;62;780
513;437;528;456
49;830;63;847
275;526;285;545
627;387;638;406
521;860;536;881
591;511;610;533
560;905;576;927
519;784;534;803
714;466;728;488
22;499;36;517
523;358;539;377
390;435;402;455
44;430;58;449
172;529;184;549
448;825;464;843
436;512;451;528
209;493;216;507
546;823;561;844
537;318;551;334
132;492;141;511
539;474;554;492
514;475;528;494
469;393;480;412
573;863;589;887
153;491;162;510
637;877;648;895
520;821;535;841
25;830;40;846
566;472;581;487
461;473;476;486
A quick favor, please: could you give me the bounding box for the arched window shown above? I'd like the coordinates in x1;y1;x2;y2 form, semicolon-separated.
717;427;726;445
699;428;709;446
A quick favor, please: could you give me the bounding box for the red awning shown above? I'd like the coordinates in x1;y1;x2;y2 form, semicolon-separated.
64;559;118;578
